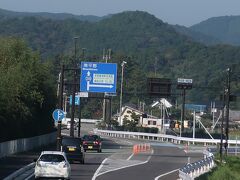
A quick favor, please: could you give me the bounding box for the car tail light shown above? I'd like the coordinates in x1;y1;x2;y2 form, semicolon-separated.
83;141;87;145
94;141;99;145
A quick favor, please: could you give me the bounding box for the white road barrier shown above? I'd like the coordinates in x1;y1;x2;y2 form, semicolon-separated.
95;129;240;146
178;150;215;180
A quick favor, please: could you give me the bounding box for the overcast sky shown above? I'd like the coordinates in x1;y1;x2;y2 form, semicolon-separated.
0;0;239;27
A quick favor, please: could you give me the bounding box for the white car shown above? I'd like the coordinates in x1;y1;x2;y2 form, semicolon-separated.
34;151;71;179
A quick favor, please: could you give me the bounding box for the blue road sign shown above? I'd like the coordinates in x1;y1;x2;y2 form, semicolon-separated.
80;62;117;93
52;109;65;121
69;95;80;105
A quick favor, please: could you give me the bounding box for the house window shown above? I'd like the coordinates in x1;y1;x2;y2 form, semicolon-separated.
148;121;151;125
153;121;156;125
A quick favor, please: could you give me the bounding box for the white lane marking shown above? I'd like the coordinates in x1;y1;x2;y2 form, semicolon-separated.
92;149;154;180
127;153;134;161
154;169;179;180
92;158;108;180
25;173;34;180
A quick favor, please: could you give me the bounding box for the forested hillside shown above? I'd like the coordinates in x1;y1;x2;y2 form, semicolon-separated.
190;15;240;46
1;10;240;123
0;8;103;22
173;24;220;45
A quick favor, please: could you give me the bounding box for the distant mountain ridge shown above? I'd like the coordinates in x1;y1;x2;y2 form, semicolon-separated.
0;8;106;22
173;24;220;45
2;8;240;46
1;9;240;105
190;15;240;46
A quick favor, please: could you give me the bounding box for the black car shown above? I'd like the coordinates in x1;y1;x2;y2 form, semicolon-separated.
82;134;102;153
61;136;85;164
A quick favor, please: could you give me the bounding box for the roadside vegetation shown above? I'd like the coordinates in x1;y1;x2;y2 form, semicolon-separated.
0;37;56;142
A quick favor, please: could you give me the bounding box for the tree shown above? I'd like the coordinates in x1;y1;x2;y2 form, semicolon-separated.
0;37;56;142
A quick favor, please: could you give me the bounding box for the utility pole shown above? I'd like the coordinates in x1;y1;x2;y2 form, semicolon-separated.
220;86;225;163
77;48;85;137
225;68;231;155
57;64;64;150
70;37;79;137
119;61;127;125
193;110;196;145
103;49;112;128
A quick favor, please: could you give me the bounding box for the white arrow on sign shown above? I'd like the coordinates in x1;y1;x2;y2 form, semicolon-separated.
58;111;64;120
87;81;113;91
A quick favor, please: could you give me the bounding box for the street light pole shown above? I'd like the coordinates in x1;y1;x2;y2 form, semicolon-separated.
119;61;127;126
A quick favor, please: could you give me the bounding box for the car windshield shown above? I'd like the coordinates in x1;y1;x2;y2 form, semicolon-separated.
83;135;100;141
62;138;81;146
39;154;65;162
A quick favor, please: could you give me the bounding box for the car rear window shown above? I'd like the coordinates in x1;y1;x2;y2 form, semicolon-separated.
62;138;81;146
39;154;65;162
82;135;100;141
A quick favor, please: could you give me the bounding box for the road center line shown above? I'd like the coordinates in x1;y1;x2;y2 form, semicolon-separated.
154;168;179;180
127;153;134;160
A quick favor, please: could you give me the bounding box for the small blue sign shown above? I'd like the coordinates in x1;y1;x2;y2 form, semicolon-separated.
52;109;65;121
69;95;80;105
80;62;117;93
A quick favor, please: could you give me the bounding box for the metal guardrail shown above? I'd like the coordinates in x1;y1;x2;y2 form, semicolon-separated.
95;129;240;146
3;162;35;180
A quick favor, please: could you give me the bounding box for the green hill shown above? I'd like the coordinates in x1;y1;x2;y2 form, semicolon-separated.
0;8;104;22
190;15;240;46
0;10;240;107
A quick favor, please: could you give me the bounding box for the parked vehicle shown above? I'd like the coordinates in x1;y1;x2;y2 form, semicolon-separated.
82;134;102;153
34;151;71;179
61;136;85;164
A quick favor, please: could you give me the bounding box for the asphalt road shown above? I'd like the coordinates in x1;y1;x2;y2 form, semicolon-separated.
94;145;202;180
0;124;203;180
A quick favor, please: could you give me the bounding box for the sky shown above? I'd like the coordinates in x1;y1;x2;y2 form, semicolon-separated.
0;0;240;27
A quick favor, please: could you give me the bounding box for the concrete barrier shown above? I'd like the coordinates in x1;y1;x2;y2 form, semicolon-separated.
0;132;57;158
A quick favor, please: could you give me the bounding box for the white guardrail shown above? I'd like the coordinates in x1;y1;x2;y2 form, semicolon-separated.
95;129;240;146
179;150;214;180
4;163;35;180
